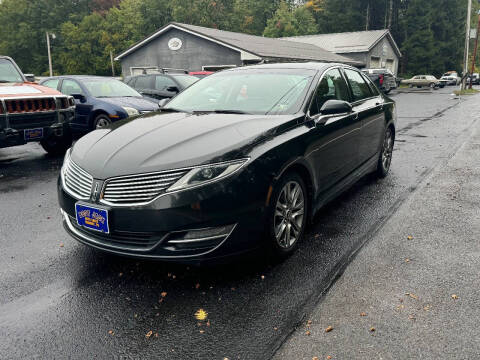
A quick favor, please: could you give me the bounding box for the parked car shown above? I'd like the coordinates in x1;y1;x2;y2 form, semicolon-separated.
401;75;440;88
58;62;396;264
0;56;75;154
189;71;214;79
442;71;460;85
362;68;397;94
125;73;199;102
439;76;457;87
467;73;479;85
40;76;159;133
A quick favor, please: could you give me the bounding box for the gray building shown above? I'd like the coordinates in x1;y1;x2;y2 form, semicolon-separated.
114;22;362;77
283;30;402;75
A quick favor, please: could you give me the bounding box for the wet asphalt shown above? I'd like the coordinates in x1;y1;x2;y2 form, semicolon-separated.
0;86;475;359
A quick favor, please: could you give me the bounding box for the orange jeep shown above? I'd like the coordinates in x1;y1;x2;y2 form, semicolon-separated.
0;56;75;154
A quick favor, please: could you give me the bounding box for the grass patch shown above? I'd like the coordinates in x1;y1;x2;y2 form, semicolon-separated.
398;83;409;88
453;88;479;96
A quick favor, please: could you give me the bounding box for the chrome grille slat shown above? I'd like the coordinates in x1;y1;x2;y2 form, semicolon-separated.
63;159;93;199
102;169;189;205
105;176;182;187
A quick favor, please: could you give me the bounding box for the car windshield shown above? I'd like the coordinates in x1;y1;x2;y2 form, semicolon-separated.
0;58;24;83
171;75;199;88
83;78;141;98
164;69;315;115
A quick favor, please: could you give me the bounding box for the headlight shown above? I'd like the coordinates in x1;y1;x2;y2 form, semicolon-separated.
122;106;140;116
167;158;249;192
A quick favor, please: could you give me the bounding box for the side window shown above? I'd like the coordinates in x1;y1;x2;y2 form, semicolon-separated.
344;68;373;102
361;72;380;96
60;79;83;95
43;79;59;90
155;76;177;91
135;76;151;89
309;68;351;116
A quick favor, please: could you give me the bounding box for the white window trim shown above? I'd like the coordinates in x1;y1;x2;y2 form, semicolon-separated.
129;66;159;76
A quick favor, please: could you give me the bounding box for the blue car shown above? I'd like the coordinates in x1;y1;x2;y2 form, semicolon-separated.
40;76;159;133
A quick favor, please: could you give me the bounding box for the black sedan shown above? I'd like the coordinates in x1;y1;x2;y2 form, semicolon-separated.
40;76;159;133
58;63;396;263
124;73;198;102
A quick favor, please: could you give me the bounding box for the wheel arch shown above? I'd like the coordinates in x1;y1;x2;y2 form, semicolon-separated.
88;109;110;129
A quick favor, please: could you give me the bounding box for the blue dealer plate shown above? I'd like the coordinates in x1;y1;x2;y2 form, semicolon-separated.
24;128;43;141
75;203;109;233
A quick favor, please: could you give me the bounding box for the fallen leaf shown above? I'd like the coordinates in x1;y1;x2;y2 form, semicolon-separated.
59;243;64;248
408;314;416;321
370;327;376;332
145;330;153;338
451;294;459;300
195;309;208;321
325;325;333;333
261;275;265;280
407;235;413;240
314;234;320;239
396;304;405;310
360;312;367;317
206;320;211;327
307;320;313;326
312;357;319;360
118;272;123;277
195;283;200;289
405;258;410;262
199;329;205;334
405;293;418;299
161;292;167;298
155;333;159;338
108;330;114;335
274;327;278;331
305;330;311;336
172;275;176;279
327;357;332;360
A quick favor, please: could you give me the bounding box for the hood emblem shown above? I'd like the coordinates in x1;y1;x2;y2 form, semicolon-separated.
92;181;101;201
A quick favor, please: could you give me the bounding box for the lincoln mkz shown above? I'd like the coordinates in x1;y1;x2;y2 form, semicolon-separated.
58;63;396;263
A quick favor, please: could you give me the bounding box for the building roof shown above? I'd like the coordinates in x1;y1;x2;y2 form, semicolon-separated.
114;22;363;66
283;29;402;58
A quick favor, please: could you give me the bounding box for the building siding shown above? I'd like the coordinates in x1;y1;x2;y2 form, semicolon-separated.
120;28;243;77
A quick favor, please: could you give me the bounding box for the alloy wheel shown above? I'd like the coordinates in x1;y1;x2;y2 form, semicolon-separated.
95;117;111;129
274;181;305;249
382;128;394;171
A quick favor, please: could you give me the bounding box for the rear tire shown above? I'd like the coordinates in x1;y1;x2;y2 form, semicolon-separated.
376;126;394;178
267;172;308;259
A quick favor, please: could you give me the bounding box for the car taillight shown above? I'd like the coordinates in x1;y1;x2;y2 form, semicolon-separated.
379;74;384;85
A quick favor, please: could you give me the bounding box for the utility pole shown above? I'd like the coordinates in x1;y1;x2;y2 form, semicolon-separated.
462;0;472;90
469;10;480;89
366;1;370;31
110;51;115;77
46;32;53;77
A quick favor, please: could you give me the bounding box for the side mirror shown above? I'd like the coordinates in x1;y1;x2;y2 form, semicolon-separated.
158;98;170;108
24;74;35;82
71;93;87;103
166;86;179;93
320;100;352;115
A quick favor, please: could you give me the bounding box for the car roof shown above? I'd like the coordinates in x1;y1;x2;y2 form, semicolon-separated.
222;62;352;72
41;75;116;81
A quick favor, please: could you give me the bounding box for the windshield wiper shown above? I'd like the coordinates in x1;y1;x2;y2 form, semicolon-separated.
192;109;251;115
0;80;12;83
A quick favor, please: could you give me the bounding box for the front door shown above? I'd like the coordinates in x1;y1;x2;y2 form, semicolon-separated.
306;68;361;193
60;79;91;131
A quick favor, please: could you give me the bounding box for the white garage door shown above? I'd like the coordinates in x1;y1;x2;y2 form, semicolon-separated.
370;57;380;68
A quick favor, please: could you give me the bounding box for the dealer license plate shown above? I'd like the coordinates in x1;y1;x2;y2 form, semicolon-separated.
24;128;43;141
75;203;109;234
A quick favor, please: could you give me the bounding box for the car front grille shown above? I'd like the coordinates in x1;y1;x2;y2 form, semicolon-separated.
102;169;189;205
64;160;94;199
5;98;56;113
8;112;57;130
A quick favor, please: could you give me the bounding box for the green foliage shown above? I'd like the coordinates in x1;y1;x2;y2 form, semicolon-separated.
263;1;318;38
0;0;472;77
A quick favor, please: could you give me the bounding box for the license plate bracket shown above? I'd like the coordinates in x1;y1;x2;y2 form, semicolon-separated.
75;203;110;234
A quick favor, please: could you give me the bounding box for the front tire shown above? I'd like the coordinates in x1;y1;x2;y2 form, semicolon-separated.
40;133;72;156
376;126;394;178
267;172;308;259
93;114;112;129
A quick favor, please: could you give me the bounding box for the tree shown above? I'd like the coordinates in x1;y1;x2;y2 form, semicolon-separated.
263;1;317;37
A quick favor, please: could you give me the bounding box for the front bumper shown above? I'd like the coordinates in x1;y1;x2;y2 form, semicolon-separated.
58;174;267;263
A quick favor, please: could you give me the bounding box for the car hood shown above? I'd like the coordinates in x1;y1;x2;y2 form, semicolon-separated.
98;96;159;111
71;111;296;179
0;82;62;97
